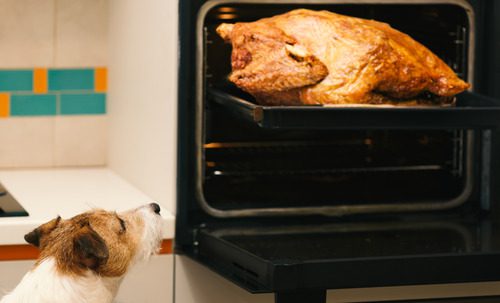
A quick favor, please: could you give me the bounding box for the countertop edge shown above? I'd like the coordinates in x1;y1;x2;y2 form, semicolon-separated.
0;168;176;245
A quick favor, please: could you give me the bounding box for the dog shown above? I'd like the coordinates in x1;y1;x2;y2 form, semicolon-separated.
0;203;164;303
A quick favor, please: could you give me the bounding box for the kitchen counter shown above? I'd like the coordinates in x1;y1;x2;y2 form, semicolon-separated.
0;168;175;245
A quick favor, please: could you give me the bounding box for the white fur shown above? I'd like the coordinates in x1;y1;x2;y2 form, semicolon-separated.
0;258;121;303
134;205;164;263
0;204;163;303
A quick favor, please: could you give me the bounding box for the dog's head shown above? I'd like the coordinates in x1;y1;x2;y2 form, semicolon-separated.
24;203;163;277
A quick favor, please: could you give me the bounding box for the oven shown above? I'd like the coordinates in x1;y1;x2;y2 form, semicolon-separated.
176;1;500;302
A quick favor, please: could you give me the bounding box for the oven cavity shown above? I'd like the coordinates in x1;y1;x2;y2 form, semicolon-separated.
203;130;469;214
196;2;486;217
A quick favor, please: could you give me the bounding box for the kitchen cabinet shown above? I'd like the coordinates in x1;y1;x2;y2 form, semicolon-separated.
115;255;173;303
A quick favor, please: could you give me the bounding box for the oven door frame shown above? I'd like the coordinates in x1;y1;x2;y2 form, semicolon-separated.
195;0;479;218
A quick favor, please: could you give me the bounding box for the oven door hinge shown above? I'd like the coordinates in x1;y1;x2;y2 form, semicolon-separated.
192;223;207;248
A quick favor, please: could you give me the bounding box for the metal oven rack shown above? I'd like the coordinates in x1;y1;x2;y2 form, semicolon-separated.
209;89;500;130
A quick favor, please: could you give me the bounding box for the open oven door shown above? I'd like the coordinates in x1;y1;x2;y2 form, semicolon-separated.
186;217;500;303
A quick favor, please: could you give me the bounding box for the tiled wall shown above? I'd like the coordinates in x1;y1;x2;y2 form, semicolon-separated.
0;68;106;117
0;0;108;168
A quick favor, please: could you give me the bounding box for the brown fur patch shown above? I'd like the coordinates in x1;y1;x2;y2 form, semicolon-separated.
26;209;145;277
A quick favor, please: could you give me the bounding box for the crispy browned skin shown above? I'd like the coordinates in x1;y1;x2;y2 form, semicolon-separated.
216;9;470;106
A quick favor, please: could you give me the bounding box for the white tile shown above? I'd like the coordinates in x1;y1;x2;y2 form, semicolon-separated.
54;0;108;67
54;115;107;167
0;117;54;168
0;0;55;68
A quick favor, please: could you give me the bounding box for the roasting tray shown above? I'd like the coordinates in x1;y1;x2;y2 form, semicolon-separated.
209;88;500;130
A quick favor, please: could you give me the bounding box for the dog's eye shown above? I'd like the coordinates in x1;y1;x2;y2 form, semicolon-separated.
118;217;127;233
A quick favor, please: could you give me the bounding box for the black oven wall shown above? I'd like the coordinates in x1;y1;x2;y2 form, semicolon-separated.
469;0;500;99
471;0;500;219
483;1;500;99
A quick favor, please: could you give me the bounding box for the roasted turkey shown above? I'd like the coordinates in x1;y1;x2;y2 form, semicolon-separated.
216;9;470;106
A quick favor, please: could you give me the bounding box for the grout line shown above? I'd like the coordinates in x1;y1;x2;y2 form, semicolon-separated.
52;113;57;167
56;93;61;115
8;90;105;95
52;0;58;67
1;90;35;95
48;90;106;94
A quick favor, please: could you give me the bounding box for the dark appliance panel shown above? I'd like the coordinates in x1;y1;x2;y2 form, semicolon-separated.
0;183;28;217
177;1;500;302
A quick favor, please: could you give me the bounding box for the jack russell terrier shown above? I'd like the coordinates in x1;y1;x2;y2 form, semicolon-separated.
0;203;164;303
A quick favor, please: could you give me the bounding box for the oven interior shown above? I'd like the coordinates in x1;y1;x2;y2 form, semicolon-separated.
204;129;471;210
201;3;478;216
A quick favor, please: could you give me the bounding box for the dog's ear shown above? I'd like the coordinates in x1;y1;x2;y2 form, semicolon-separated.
73;224;109;270
24;216;61;247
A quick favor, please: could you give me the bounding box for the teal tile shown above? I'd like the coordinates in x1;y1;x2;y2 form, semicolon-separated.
60;93;106;115
10;94;57;116
0;70;33;92
48;69;94;91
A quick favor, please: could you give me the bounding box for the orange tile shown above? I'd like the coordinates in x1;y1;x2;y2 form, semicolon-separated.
0;93;9;117
94;67;107;92
33;68;48;94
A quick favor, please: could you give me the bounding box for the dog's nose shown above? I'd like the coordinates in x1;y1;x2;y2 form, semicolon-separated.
150;203;161;214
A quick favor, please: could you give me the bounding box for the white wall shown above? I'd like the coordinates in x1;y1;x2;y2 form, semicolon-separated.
0;0;55;69
107;0;178;214
0;0;108;69
0;0;108;168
